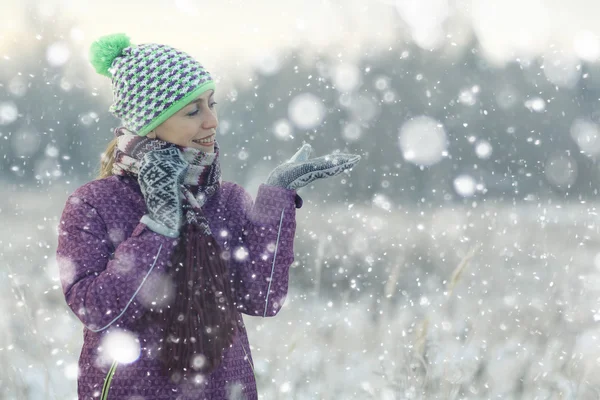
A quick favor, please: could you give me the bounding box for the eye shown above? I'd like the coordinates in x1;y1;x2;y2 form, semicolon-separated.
187;102;217;116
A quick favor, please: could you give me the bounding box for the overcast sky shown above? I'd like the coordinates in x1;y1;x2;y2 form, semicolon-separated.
2;0;600;86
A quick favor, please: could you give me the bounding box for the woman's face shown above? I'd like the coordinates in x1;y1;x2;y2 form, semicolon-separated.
148;89;218;152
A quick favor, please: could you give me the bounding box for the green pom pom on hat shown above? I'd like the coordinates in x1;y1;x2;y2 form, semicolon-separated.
89;33;132;77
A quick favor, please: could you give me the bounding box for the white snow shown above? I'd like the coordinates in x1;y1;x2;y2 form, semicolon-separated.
46;42;71;67
570;118;600;155
475;140;493;159
573;30;600;62
542;50;581;89
342;122;362;142
332;63;362;92
273;119;293;141
398;116;448;166
0;101;19;125
287;93;326;130
453;175;477;197
544;154;577;188
101;330;141;364
525;97;546;112
234;246;249;262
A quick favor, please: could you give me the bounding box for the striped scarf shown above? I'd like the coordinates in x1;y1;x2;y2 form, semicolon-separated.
112;126;221;207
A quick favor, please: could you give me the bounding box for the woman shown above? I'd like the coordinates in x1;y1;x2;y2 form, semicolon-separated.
56;33;361;399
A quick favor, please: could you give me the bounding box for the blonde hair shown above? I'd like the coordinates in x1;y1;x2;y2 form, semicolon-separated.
96;137;119;179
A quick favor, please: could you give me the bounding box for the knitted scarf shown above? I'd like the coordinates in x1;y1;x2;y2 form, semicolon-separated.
112;127;240;379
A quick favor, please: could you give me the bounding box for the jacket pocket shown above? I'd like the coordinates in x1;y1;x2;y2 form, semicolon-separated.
101;360;118;400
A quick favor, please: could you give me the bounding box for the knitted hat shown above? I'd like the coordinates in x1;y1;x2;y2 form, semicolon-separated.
89;33;215;136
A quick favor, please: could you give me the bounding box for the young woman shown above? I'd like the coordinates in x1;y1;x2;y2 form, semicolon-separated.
56;33;361;399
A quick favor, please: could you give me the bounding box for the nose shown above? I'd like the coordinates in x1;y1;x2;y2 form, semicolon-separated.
201;108;218;131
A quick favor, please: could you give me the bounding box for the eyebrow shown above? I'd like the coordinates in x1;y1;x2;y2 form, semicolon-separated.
188;90;215;107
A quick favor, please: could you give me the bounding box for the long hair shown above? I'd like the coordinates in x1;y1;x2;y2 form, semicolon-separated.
96;137;119;179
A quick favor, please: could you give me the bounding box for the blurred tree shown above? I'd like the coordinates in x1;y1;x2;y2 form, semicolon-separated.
0;5;117;184
221;39;600;206
1;8;598;205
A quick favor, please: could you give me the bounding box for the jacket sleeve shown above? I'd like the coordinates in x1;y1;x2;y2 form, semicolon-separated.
225;183;299;317
56;192;178;332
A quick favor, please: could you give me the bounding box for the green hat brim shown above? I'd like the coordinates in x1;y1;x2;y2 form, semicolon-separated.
137;80;216;136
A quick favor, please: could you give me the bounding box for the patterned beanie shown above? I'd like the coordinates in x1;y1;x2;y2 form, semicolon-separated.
88;33;215;136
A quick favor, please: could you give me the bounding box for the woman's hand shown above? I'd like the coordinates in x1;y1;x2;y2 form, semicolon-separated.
266;143;361;190
138;147;189;238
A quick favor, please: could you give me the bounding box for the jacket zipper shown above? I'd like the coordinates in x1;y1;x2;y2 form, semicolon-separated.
101;360;118;400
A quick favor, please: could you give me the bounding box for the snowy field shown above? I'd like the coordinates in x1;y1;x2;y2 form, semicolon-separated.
2;183;600;399
4;0;600;398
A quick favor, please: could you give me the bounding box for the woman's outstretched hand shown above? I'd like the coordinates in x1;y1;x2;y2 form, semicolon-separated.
266;143;361;190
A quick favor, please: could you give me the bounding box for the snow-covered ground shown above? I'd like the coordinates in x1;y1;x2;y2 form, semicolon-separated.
2;183;600;399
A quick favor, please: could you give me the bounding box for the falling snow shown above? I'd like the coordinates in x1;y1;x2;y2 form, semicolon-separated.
5;1;600;399
398;116;448;166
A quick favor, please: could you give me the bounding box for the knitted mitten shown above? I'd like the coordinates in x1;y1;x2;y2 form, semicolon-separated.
266;143;361;190
138;147;189;238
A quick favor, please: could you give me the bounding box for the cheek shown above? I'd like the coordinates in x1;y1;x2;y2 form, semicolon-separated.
181;121;201;142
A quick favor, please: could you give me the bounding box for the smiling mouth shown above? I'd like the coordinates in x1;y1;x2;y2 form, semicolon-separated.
192;134;215;145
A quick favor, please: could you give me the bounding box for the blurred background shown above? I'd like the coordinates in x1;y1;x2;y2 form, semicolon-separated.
3;0;600;398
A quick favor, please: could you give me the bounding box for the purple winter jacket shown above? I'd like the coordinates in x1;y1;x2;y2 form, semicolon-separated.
56;175;301;399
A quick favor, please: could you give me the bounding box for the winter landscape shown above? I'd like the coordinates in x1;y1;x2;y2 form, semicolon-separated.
3;0;600;399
